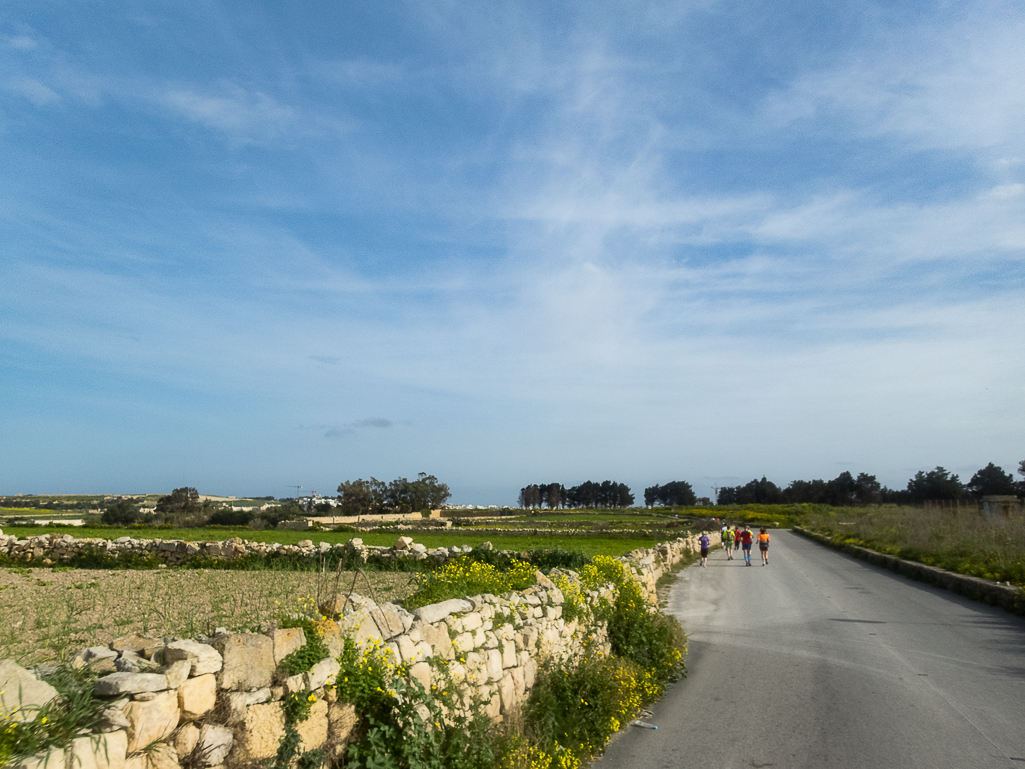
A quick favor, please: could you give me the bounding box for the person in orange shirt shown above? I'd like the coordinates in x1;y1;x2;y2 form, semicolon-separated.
758;527;771;565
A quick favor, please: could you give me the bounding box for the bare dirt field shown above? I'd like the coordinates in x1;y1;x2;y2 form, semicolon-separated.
0;565;419;665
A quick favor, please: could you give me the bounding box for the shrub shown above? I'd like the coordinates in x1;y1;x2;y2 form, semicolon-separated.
606;579;686;694
405;556;537;609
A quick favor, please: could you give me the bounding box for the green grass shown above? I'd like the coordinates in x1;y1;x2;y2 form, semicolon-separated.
804;506;1025;587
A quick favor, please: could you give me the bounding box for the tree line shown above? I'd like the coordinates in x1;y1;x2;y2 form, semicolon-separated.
518;480;635;509
336;472;451;517
716;460;1025;506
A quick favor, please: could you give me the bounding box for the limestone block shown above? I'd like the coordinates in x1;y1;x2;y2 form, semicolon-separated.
485;649;503;682
411;599;472;625
94;673;169;698
337;608;383;648
395;633;417;661
232;701;284;763
123;690;180;753
13;749;65;769
523;658;538;690
212;633;274;691
327;702;358;757
412;641;433;662
162;661;191;690
67;730;128;769
220;688;272;725
412;621;453;660
454;633;474;654
0;660;59;722
305;657;340;691
369;604;412;640
461;612;483;632
162;640;222;677
296;699;329;752
501;641;516;669
141;744;178;769
393;536;413;550
195;724;233;767
498;672;517;715
283;674;306;696
408;662;431;692
72;646;119;673
545;605;562;620
271;627;306;666
313;620;344;659
485;690;502;721
114;656;160;674
483;631;498;650
177;674;217;720
472;628;487;648
173;722;200;759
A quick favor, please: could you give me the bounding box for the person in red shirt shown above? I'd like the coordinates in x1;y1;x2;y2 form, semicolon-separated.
740;527;754;565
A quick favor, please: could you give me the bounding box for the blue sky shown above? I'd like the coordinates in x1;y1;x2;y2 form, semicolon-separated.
2;0;1023;504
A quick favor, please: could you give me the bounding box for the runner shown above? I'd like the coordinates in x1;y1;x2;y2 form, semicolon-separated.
740;526;754;566
698;531;711;567
721;526;732;559
733;528;742;556
758;527;771;565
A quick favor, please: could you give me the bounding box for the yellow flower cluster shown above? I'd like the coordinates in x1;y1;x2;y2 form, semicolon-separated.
579;555;626;590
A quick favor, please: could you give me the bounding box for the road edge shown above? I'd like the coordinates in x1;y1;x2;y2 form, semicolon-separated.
792;526;1025;617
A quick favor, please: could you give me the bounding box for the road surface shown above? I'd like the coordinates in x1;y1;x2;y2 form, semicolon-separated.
595;530;1025;769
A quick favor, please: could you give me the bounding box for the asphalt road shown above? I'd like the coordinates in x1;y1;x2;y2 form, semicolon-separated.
594;530;1025;769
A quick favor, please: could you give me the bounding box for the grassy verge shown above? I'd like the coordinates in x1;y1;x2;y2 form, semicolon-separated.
804;506;1025;587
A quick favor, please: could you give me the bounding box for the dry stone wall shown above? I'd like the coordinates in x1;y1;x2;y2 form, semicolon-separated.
0;533;700;769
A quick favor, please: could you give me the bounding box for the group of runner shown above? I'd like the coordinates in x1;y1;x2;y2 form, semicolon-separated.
697;525;771;567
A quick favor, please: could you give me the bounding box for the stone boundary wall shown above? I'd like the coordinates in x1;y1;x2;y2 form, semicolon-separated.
792;527;1025;616
0;533;701;769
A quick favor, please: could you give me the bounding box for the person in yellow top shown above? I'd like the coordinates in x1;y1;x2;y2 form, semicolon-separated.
758;527;771;565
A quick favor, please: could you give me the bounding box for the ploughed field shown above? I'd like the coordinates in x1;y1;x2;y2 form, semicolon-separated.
0;566;417;665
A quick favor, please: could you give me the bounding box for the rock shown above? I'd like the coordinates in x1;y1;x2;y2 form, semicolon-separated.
122;690;180;753
162;660;191;689
369;603;413;639
394;536;413;550
94;672;169;697
145;743;179;769
0;660;59;723
313;620;343;659
271;627;306;666
305;658;340;691
412;598;473;625
67;730;128;769
115;656;160;674
327;702;358;760
211;633;274;691
162;640;222;677
173;721;200;759
111;634;161;656
73;646;119;674
231;701;284;763
178;674;217;720
195;724;234;767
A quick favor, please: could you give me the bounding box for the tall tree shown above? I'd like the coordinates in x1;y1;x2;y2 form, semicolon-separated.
966;463;1017;498
155;487;200;515
906;467;964;502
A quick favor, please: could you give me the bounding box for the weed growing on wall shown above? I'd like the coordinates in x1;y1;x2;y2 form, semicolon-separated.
405;556;537;609
277;597;331;676
338;637;499;769
0;664;106;766
606;580;686;693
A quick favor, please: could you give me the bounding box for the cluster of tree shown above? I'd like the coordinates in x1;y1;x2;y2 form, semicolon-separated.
643;481;696;507
336;473;451;517
518;480;635;509
717;461;1025;506
101;488;301;529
